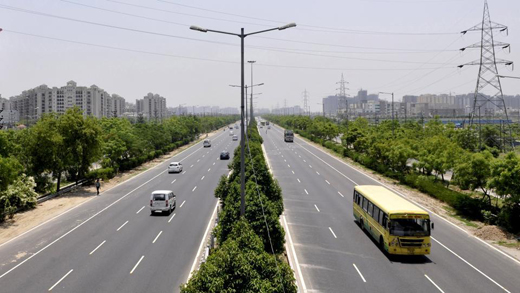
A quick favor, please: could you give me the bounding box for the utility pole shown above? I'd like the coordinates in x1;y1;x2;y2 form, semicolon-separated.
459;0;514;150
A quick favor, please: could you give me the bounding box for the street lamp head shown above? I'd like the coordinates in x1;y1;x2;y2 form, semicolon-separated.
248;60;256;64
190;25;207;32
278;23;296;30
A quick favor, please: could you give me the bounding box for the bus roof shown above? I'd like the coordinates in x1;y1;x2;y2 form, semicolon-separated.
355;185;429;216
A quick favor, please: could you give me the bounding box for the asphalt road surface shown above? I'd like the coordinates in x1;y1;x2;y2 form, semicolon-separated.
261;123;520;293
0;128;239;293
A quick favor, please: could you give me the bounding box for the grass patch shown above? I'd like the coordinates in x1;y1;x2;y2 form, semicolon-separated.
444;206;479;228
494;241;520;249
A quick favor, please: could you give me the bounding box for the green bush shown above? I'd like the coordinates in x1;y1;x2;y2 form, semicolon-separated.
86;167;115;181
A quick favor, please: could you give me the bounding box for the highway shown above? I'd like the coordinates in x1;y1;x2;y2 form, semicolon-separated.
260;123;520;293
0;128;239;293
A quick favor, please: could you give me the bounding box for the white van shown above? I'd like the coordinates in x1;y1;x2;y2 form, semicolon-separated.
203;139;211;147
150;190;176;215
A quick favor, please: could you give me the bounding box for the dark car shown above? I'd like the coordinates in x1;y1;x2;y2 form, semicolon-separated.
220;151;230;160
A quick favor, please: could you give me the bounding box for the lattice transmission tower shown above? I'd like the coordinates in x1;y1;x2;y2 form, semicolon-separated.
336;73;349;118
459;0;514;149
302;89;310;116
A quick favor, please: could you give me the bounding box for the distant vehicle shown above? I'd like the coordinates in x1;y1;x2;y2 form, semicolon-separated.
203;139;211;147
150;190;176;215
266;121;270;125
229;125;233;129
284;130;294;142
229;131;234;136
260;121;266;126
234;124;239;129
220;151;230;160
232;134;238;141
168;162;183;173
353;185;433;255
268;125;271;129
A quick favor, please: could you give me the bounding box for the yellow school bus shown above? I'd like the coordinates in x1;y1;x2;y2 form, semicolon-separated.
353;185;432;255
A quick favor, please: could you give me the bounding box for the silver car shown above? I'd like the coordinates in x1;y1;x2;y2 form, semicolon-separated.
168;162;183;173
150;190;176;215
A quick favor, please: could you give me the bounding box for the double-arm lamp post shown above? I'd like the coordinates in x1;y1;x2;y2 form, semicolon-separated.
191;23;296;217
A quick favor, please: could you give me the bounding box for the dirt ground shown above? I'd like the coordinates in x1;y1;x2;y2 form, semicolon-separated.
0;129;223;246
294;133;520;261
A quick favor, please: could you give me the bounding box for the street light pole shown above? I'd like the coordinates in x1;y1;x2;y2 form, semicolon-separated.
248;61;256;122
192;22;296;217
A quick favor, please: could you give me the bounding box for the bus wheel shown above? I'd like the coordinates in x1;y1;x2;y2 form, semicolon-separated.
379;236;385;251
359;219;364;231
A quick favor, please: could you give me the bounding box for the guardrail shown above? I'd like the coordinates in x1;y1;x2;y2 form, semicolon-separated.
37;179;90;204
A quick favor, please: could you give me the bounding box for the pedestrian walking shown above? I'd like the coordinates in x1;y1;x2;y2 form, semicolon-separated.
96;179;101;195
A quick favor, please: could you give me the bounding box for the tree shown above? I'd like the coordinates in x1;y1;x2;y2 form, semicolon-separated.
488;152;520;200
453;151;494;204
26;113;65;192
0;175;38;221
181;220;296;293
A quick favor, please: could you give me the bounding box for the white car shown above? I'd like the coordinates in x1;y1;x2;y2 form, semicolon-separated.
150;190;176;215
229;130;234;136
203;139;211;147
168;162;183;173
232;134;238;141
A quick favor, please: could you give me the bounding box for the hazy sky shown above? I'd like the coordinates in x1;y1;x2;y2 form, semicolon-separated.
1;0;520;112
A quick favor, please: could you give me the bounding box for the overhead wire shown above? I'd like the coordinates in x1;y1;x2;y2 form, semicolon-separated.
155;0;459;35
1;4;457;66
63;0;458;54
2;29;454;72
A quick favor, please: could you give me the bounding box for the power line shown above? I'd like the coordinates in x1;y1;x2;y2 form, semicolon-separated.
155;0;459;36
64;0;460;54
3;29;455;72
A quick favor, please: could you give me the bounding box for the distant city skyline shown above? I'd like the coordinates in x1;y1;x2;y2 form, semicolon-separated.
1;0;519;113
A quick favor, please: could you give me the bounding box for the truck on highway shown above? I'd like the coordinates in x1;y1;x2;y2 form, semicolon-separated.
284;130;294;142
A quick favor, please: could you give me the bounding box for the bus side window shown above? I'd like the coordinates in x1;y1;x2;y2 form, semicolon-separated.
382;214;388;229
373;206;380;223
357;194;362;206
378;210;384;226
353;191;357;202
362;198;368;212
368;202;373;217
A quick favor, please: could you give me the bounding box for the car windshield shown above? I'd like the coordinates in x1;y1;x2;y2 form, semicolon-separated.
389;218;430;237
170;163;177;166
153;194;166;201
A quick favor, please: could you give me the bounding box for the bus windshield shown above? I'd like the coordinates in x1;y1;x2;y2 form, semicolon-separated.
389;218;430;237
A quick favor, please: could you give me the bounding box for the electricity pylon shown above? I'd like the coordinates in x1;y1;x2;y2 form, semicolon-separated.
459;0;514;150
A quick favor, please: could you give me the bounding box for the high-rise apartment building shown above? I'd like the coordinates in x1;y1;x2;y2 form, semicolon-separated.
136;93;167;120
9;81;125;121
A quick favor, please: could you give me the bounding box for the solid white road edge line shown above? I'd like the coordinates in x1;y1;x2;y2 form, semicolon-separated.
432;237;511;293
48;269;73;291
152;231;163;244
187;201;219;282
292;131;520;266
353;264;366;283
0;130;225;250
329;227;337;239
89;240;106;255
116;220;128;231
130;256;144;274
425;274;446;293
0;169;166;280
283;215;307;293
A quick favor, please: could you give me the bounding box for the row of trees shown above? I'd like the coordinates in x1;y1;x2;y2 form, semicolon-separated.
0;108;238;221
266;115;520;233
181;118;297;292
